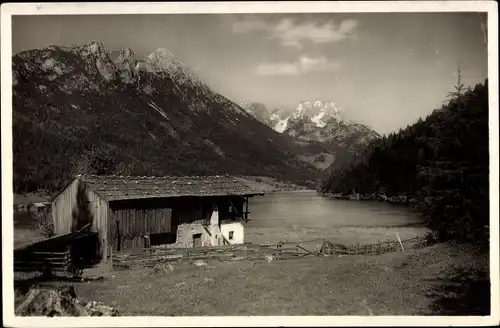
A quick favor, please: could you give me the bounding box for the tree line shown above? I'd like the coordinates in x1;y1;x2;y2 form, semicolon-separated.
320;78;489;247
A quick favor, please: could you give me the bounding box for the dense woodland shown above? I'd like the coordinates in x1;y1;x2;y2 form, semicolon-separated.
320;78;489;246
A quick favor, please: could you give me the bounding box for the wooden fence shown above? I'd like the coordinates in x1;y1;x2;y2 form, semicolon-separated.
111;236;427;268
14;226;100;276
317;236;425;256
14;249;72;273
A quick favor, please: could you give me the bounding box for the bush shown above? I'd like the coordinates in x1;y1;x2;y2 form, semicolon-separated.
34;209;55;239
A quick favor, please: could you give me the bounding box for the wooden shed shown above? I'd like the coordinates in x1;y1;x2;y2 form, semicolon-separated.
51;175;264;263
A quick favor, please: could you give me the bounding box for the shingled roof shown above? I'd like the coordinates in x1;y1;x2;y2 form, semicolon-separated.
74;175;264;201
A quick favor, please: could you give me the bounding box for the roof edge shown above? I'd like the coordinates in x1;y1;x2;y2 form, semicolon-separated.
49;176;80;203
105;192;265;202
52;174;266;202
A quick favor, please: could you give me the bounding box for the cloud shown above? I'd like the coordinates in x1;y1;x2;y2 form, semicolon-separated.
256;55;341;76
231;16;359;49
231;16;269;34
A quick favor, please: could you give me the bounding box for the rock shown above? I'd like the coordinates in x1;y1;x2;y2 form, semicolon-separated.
84;300;119;316
265;255;275;263
15;286;118;317
231;256;247;261
193;260;207;267
15;286;86;316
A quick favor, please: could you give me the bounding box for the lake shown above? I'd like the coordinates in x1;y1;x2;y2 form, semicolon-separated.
244;191;427;245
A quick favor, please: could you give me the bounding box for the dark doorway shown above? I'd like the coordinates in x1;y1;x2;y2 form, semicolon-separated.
193;233;202;248
150;232;176;246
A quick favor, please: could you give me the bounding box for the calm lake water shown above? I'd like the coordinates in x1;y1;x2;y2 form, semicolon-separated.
244;191;425;245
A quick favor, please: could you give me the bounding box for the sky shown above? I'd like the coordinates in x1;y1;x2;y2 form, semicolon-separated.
12;13;488;134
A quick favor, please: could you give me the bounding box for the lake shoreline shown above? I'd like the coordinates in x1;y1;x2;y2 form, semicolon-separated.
318;191;422;208
236;176;314;193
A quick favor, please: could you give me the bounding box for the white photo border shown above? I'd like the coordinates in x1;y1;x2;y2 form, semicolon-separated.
2;2;498;327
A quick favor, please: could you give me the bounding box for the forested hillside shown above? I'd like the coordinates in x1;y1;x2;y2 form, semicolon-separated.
320;79;489;246
12;42;320;194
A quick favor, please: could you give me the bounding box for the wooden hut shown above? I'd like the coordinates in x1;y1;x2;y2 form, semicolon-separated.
50;175;264;263
28;202;50;213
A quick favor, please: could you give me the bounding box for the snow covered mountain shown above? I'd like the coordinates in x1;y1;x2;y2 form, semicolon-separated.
240;101;381;170
269;101;344;132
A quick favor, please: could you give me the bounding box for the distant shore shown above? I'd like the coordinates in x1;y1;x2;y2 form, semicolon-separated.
237;176;315;193
319;191;419;206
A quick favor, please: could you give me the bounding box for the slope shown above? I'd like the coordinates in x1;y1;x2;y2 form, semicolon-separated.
12;42;319;193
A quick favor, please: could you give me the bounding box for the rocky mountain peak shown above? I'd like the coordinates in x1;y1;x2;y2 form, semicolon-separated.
80;40;107;56
144;48;182;73
294;100;344;127
110;47;139;84
72;41;117;82
240;100;381;167
141;48;201;85
145;48;177;67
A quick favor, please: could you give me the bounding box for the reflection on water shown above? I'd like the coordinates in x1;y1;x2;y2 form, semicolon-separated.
244;191;425;244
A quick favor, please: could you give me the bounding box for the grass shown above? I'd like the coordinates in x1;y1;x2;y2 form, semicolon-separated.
14;242;489;316
11;201;488;316
13;211;47;249
14;192;50;205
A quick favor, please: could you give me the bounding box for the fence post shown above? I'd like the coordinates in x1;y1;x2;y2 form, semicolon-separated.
109;245;113;270
396;232;405;252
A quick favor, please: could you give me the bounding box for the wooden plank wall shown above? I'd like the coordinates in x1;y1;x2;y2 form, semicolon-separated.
110;206;173;251
52;178;109;260
106;196;248;252
52;179;79;236
87;189;109;260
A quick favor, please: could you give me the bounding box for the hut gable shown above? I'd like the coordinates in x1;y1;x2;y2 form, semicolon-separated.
78;175;263;201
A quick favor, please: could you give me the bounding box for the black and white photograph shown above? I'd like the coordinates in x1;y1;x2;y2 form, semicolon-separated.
1;1;498;326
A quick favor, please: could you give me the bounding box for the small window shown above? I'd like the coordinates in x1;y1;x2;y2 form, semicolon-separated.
229;231;234;240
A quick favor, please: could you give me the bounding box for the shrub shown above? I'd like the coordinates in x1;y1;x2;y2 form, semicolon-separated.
34;209;55;239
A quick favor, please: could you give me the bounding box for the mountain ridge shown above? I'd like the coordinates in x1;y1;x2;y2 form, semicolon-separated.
240;101;381;170
12;41;319;193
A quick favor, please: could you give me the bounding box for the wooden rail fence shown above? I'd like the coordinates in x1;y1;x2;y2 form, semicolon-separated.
112;236;427;268
14;249;72;273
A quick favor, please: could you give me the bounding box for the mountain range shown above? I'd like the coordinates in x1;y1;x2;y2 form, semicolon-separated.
12;41;324;192
12;41;378;193
240;101;381;169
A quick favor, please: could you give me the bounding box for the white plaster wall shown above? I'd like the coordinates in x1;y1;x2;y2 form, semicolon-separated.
221;222;244;244
209;210;222;246
168;222;212;248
